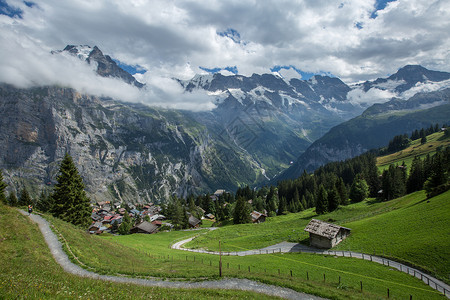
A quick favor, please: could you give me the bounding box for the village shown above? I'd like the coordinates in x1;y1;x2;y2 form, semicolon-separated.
88;189;269;236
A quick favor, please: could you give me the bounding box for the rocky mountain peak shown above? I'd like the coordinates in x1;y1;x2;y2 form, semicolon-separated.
59;45;144;88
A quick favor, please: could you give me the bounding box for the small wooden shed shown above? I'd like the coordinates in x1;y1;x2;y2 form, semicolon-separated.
304;219;351;249
130;221;159;234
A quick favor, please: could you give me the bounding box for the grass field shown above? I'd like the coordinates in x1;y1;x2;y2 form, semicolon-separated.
37;199;447;299
377;131;450;172
0;204;281;299
184;190;450;284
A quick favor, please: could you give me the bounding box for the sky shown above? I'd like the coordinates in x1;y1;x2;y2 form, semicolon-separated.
0;0;449;110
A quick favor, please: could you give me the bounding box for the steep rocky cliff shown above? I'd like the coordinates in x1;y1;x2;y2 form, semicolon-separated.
0;84;257;203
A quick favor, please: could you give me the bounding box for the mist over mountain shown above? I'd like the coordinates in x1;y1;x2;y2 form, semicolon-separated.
1;45;450;202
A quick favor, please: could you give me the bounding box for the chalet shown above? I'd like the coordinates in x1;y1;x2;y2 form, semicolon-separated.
205;213;215;220
88;222;107;234
130;221;159;234
250;211;267;223
151;220;163;227
304;219;351;249
188;215;201;228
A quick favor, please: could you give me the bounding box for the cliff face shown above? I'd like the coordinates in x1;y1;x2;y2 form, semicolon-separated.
0;84;257;203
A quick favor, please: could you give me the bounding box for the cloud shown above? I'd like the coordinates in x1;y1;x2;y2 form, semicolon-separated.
0;0;449;107
347;86;396;106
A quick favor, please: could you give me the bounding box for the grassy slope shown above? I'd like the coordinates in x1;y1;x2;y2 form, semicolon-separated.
41;207;445;299
377;131;450;172
0;205;278;299
185;190;450;284
334;190;450;283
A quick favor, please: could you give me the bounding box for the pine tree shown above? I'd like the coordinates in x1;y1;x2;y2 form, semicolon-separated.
7;191;18;207
336;177;349;205
0;170;7;205
19;187;32;207
277;196;287;215
327;186;340;212
315;184;328;214
407;156;425;193
36;189;54;213
349;174;369;203
233;196;251;224
118;212;132;235
51;153;91;227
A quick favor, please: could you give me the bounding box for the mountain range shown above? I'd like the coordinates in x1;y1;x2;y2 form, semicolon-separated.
1;45;449;203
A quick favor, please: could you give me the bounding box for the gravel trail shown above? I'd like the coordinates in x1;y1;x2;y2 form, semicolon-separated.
19;210;324;300
173;233;450;297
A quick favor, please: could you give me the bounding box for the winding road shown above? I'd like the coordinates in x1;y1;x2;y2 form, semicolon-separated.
20;210;324;300
172;230;450;298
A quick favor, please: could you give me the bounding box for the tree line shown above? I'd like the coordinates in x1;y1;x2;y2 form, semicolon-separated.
0;153;91;227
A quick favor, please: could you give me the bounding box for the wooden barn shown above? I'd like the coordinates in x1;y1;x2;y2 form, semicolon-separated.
304;219;351;249
130;221;159;234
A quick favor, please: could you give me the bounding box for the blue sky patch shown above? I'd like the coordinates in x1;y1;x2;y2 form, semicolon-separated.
200;66;238;75
0;0;23;18
371;0;397;19
112;59;146;75
271;65;334;80
217;28;242;44
355;22;364;30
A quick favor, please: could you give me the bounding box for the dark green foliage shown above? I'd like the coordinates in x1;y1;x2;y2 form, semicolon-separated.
327;186;340;212
277;196;287;215
118;212;132;235
381;165;407;201
407;157;425;193
421;136;427;145
51;153;91;227
36;190;53;213
233;196;251;224
349;174;369;203
164;196;189;230
383;134;411;154
0;170;7;205
18;187;32;207
7;191;18;207
424;148;450;198
315;184;328;214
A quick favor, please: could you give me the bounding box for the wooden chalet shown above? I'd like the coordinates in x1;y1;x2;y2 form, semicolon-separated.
130;221;159;234
304;219;351;249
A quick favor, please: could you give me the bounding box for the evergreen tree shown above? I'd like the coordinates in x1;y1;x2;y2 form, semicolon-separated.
0;170;7;205
7;191;18;207
277;196;287;215
327;186;340;212
233;196;251;224
300;195;307;211
51;153;91;227
19;187;32;207
349;174;369;203
336;177;349;205
381;165;406;201
118;212;132;235
315;184;328;214
407;157;425;193
36;189;54;213
267;193;278;215
421;136;427;145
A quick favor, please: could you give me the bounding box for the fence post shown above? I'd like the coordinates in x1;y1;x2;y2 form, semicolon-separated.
278;269;280;275
227;262;229;269
248;266;250;272
323;274;326;282
387;288;390;298
307;271;309;280
360;281;363;292
338;276;341;285
238;264;240;270
290;270;293;277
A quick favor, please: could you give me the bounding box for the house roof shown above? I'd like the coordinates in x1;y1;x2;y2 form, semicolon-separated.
132;221;158;234
214;189;225;196
250;211;266;220
304;219;351;240
189;215;201;227
205;213;215;219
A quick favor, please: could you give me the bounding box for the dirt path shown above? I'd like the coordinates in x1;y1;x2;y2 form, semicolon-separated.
19;210;324;300
172;233;450;297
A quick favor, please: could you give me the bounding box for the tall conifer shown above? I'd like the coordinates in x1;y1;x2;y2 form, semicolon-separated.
51;153;91;227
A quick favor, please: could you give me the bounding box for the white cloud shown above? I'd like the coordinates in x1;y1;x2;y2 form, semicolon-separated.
347;87;397;106
0;0;449;107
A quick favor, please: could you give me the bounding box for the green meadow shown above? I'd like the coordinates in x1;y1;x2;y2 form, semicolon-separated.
37;192;448;299
0;204;278;299
377;131;450;172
